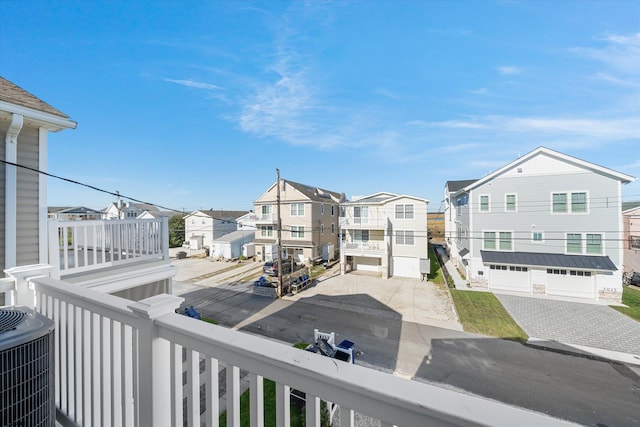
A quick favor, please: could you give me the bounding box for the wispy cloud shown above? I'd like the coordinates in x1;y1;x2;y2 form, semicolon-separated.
470;88;489;95
572;32;640;75
375;88;400;100
497;66;522;75
163;78;221;91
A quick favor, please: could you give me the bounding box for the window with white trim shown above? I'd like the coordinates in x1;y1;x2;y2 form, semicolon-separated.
505;194;517;212
484;232;496;250
553;192;588;213
572;192;587;213
261;205;272;220
396;230;414;245
260;225;273;237
586;234;602;254
290;203;305;217
291;226;304;239
480;195;490;212
395;204;414;219
532;232;544;243
354;230;369;242
567;233;582;253
499;232;513;251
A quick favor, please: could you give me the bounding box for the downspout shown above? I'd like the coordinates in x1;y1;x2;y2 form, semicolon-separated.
5;113;23;271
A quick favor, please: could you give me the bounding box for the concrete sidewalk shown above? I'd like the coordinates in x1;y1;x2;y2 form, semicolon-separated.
434;246;468;290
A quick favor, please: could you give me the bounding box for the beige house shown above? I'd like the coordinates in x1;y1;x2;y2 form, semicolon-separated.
340;192;430;279
253;179;344;263
623;205;640;250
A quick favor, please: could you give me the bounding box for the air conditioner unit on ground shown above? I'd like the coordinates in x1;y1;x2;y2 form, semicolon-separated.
0;306;55;427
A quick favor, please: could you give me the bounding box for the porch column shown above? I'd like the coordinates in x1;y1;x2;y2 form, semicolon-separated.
129;294;184;427
5;113;23;270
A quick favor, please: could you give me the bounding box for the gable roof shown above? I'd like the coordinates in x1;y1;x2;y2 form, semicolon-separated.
49;206;103;215
453;147;634;195
445;180;478;193
255;179;344;204
212;230;255;243
344;191;429;205
0;77;76;131
184;210;249;220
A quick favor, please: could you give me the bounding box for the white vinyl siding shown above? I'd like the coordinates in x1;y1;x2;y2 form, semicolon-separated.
0;126;5;273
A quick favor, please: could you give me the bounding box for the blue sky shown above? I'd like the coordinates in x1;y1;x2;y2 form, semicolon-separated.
2;1;639;212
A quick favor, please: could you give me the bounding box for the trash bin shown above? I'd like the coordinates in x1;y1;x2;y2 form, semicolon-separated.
204;247;210;257
176;251;187;259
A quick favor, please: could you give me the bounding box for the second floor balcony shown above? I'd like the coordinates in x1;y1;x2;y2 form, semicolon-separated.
0;267;573;427
340;215;390;230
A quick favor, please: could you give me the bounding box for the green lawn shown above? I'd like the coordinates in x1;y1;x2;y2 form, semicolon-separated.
450;290;528;342
427;246;447;288
612;286;640;322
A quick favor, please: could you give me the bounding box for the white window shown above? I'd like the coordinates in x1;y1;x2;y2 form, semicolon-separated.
586;233;602;254
480;195;490;212
321;204;325;215
395;204;414;219
261;205;272;220
290;203;305;217
396;230;414;245
483;232;496;250
567;233;582;253
505;194;517;212
354;230;369;242
552;192;588;214
499;232;512;251
532;232;544;243
260;226;273;237
353;206;368;224
291;226;305;239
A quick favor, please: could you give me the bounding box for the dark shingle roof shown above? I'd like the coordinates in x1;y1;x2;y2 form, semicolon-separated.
0;77;70;118
480;250;617;271
446;179;478;193
200;210;249;219
284;180;343;203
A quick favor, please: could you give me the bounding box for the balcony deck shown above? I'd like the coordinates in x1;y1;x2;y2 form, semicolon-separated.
0;269;575;427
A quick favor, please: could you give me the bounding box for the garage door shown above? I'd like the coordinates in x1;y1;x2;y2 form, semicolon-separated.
353;256;380;273
392;257;420;279
489;268;530;292
547;273;595;299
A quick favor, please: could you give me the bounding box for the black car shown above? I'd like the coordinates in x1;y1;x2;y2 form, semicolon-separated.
263;260;293;276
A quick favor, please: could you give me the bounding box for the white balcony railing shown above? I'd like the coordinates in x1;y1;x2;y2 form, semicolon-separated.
21;275;572;427
340;215;389;229
256;212;277;223
342;241;388;254
48;218;169;279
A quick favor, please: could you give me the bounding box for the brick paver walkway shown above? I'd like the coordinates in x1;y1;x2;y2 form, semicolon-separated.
496;294;640;355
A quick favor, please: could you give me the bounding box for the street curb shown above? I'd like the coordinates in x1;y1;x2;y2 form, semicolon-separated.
523;339;640;367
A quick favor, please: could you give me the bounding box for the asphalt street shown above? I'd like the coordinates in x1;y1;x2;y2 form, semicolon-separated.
179;284;640;427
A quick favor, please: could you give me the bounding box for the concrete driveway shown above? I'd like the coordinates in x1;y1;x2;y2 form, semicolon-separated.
495;293;640;364
283;265;462;331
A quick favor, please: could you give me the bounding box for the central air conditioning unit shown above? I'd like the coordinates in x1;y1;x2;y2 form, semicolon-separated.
0;306;55;427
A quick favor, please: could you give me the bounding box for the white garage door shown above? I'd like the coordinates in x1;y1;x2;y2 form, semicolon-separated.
489;268;530;292
353;256;380;273
392;257;420;279
547;273;595;299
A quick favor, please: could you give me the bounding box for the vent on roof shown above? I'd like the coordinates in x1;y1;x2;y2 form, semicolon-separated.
0;307;55;426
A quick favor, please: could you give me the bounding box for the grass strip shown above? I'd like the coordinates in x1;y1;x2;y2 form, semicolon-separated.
450;290;528;342
611;286;640;322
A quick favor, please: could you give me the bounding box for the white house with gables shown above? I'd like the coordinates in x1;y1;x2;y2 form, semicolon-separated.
445;147;634;302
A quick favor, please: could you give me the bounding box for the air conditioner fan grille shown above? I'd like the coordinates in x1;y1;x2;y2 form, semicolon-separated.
0;309;28;332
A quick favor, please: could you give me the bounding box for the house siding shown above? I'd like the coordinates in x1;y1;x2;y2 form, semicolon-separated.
470;172;621;265
0;123;6;274
16;126;40;266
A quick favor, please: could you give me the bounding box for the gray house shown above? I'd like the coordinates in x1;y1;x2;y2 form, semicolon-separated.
445;147;634;302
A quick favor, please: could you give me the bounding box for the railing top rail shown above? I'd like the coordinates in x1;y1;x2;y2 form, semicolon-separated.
50;218;163;226
30;277;139;327
156;313;571;427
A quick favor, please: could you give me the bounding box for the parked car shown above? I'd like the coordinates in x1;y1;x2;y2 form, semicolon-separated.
263;260;293;276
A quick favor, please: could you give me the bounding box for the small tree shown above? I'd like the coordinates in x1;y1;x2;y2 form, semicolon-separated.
168;213;186;248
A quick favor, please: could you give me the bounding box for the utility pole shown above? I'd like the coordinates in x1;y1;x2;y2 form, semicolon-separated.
276;168;283;297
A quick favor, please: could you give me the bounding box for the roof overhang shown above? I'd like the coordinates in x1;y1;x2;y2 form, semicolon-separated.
480;250;617;271
0;100;77;132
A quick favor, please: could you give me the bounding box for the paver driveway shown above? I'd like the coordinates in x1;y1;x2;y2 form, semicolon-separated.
496;294;640;355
